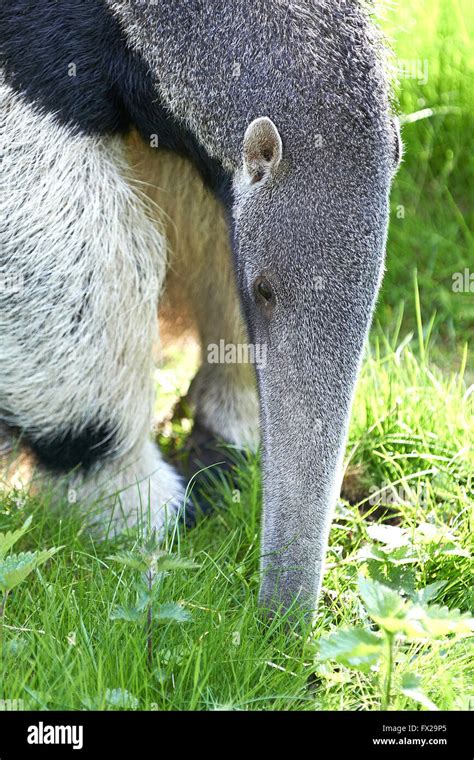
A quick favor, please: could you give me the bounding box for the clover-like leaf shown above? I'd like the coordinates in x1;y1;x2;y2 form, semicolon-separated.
317;627;383;673
105;688;139;709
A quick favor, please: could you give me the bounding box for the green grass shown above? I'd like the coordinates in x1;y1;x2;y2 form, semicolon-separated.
0;0;472;712
0;333;472;711
379;0;474;355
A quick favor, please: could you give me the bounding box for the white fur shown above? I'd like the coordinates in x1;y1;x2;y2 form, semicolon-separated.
0;75;163;454
0;77;186;526
68;439;186;535
1;79;259;528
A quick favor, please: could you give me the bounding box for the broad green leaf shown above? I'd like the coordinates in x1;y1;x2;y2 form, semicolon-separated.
107;553;149;573
109;604;143;623
153;603;192;624
107;551;198;574
415;523;469;556
0;547;60;592
383;545;419;565
359;577;473;638
0;553;36;591
154;555;199;572
317;627;383;673
368;562;417;597
405;604;474;638
356;545;389;563
415;522;451;543
358;543;418;566
135;585;152;612
0;516;33;559
413;581;447;605
358;577;408;632
401;673;439;711
142;532;161;555
367;524;410;549
437;543;470;558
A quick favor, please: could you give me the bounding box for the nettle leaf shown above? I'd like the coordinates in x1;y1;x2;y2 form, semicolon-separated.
367;524;410;549
107;553;149;573
109;604;143;623
153;603;192;625
358;577;408;632
413;581;447;605
0;547;61;592
415;522;451;543
154;555;199;573
368;562;417;597
358;543;417;566
383;545;419;566
415;523;469;556
359;577;473;638
108;550;199;574
437;543;470;558
406;604;474;638
0;516;33;559
317;627;383;673
401;673;439;711
142;532;161;555
135;585;153;612
356;545;389;563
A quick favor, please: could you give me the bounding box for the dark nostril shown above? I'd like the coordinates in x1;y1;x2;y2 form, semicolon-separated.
254;277;275;306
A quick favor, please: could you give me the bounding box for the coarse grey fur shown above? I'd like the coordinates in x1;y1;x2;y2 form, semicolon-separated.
1;0;401;616
108;0;401;613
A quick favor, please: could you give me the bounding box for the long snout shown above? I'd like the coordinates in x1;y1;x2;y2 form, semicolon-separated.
256;256;384;617
258;359;349;614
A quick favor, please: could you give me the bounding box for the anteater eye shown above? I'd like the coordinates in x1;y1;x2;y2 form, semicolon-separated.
254;277;275;306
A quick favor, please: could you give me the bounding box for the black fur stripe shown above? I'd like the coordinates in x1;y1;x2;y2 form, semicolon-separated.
0;0;130;135
0;0;232;201
25;425;115;472
0;416;115;472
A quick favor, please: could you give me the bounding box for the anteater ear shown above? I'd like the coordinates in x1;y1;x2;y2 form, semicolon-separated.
243;117;282;183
